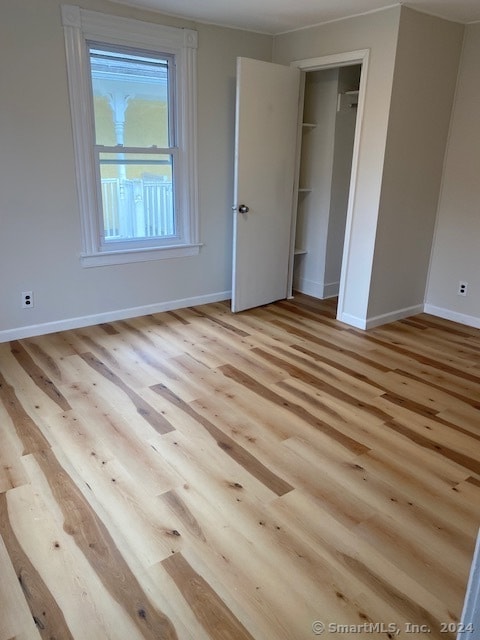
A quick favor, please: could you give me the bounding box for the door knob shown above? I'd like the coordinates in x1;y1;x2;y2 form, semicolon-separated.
238;204;249;213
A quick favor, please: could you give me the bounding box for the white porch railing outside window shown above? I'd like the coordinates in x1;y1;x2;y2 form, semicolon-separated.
101;177;174;240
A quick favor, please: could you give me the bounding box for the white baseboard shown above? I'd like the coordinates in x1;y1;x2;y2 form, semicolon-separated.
365;304;425;329
0;291;231;343
342;303;480;331
293;277;324;299
338;303;424;330
337;312;367;329
294;277;339;300
322;281;340;299
4;295;478;343
424;304;480;329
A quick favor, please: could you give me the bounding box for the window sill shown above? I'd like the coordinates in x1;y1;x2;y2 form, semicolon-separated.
80;243;202;267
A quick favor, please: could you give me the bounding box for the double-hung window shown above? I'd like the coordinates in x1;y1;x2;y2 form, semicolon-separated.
61;5;199;266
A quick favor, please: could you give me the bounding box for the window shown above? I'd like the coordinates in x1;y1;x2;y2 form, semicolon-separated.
61;5;199;266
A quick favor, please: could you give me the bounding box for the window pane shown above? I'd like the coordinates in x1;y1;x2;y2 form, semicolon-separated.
98;153;175;241
90;47;171;148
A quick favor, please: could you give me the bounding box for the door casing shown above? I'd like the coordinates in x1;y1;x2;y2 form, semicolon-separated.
288;49;370;324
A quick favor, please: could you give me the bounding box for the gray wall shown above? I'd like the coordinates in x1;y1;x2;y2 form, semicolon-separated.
1;1;477;335
426;23;480;327
367;7;464;323
0;0;272;338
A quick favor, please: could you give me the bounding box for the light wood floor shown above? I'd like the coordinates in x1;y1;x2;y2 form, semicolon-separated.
0;295;479;640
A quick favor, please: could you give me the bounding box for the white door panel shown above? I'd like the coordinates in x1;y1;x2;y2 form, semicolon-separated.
232;57;301;312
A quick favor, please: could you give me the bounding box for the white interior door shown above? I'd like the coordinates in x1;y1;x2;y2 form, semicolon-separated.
232;57;301;312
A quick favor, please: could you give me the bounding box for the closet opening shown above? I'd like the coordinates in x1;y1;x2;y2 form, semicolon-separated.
291;63;362;315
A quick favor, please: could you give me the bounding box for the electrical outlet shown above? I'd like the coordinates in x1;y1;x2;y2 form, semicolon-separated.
22;291;34;308
458;281;468;297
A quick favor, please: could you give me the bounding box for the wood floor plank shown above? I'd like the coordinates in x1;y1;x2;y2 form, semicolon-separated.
251;344;386;401
9;341;71;412
219;364;371;456
159;482;374;640
359;327;480;383
79;352;175;435
0;407;28;494
153;491;308;640
281;435;474;562
148;429;284;521
375;322;480;364
180;399;376;529
0;295;478;639
162;552;255;640
270;490;461;640
151;383;294;497
277;377;476;491
190;390;363;465
0;534;42;640
157;352;236;403
405;313;480;337
382;416;480;477
0;374;178;640
50;392;182;496
354;513;469;606
45;417;183;566
4;480;152;640
438;403;480;437
357;449;480;534
68;328;160;389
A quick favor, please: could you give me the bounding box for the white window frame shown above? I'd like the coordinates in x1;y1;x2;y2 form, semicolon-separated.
61;5;200;267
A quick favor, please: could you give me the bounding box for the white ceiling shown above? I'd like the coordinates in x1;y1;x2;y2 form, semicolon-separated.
110;0;480;34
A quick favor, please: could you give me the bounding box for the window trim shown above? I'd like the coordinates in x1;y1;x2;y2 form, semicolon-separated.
61;5;200;267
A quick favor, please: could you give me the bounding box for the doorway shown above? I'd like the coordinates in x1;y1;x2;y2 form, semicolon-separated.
230;50;368;320
292;64;361;305
287;49;369;323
